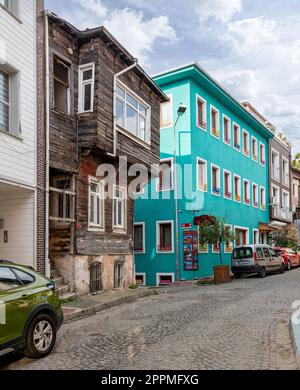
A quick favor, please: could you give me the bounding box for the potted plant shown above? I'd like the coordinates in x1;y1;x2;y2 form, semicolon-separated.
198;217;236;283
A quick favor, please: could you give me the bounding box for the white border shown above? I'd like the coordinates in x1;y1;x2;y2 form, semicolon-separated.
223;169;232;200
156;273;175;286
260;186;266;210
253;229;259;245
135;273;146;286
233;122;241;152
233;174;242;203
210;104;220;139
282;155;290;188
243;178;251;206
259;142;266;167
112;185;127;233
134;222;146;254
222;114;231;146
251;136;258;162
234;226;250;245
252;182;258;208
156;220;175;254
196;94;207;131
211;163;221;197
224;224;233;253
196;157;208;192
270;147;280;182
242;129;250;158
78;62;95;114
88;176;105;231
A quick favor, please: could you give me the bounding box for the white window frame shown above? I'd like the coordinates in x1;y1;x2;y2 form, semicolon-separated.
156;273;175;287
160;94;173;129
243;130;250;157
234;226;250;246
222;114;231;146
135;273;146;286
282;156;290;188
134;222;145;254
0;0;19;16
156;157;174;192
282;189;290;210
197;157;208;192
252;183;258;208
49;175;76;222
210;105;220;139
252;136;258;162
113;186;127;232
223;169;232;200
243;179;251;206
53;55;71;115
88;177;105;230
224;224;233;253
211;164;221;196
78;62;95;113
156;220;174;254
233;123;241;152
253;229;259;245
212;243;221;254
0;66;20;135
271;184;280;205
233;174;241;203
271;147;280;182
260;186;266;210
116;80;151;144
259;142;266;166
196;94;207;131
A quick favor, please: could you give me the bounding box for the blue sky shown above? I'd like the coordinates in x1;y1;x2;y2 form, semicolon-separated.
46;0;300;152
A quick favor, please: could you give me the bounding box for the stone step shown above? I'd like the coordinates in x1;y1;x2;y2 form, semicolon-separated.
59;292;77;302
52;277;65;287
56;284;70;296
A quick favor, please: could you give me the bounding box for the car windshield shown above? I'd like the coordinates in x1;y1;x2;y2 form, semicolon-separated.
274;249;282;256
233;247;253;259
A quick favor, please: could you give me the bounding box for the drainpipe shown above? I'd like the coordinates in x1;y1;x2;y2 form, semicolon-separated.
44;10;50;277
107;58;138;157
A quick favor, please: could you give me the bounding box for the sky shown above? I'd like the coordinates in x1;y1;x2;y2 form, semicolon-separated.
45;0;300;153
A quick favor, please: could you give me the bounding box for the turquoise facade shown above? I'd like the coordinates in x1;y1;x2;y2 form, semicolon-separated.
134;63;274;286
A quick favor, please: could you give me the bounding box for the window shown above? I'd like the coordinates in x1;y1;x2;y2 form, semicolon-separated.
271;185;280;205
243;130;250;156
259;143;266;166
135;273;146;286
223;170;232;199
212;243;220;253
0;267;19;291
113;187;126;230
282;157;290;187
253;230;259;244
233;247;252;259
223;115;231;145
282;190;290;210
53;56;70;114
271;149;280;180
260;187;266;210
233;123;241;151
12;268;35;285
49;175;75;222
197;158;207;191
235;227;249;246
210;106;220;138
0;0;18;15
263;247;270;258
234;175;241;202
116;83;150;142
160;95;172;128
211;164;221;196
134;223;145;253
0;68;20;134
157;221;174;253
252;183;258;208
114;262;124;288
256;247;264;259
157;159;173;191
89;178;104;229
78;63;95;113
196;95;207;130
252;137;258;161
157;274;174;286
243;179;250;205
224;225;233;253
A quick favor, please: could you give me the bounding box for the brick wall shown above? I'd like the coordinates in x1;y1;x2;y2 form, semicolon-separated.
36;0;46;273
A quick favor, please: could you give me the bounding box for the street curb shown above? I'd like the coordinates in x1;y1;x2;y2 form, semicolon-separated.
62;289;158;323
289;318;300;370
276;314;299;370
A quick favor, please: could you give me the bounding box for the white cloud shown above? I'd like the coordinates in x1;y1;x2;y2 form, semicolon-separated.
196;0;242;23
103;8;177;65
72;0;107;18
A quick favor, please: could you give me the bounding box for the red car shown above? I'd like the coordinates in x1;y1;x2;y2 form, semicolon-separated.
274;247;300;270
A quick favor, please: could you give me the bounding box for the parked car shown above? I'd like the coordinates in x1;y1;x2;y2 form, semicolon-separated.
274;247;300;270
232;245;285;278
0;260;63;359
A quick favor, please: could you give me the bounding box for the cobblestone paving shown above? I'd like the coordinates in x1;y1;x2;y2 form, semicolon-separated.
2;269;300;370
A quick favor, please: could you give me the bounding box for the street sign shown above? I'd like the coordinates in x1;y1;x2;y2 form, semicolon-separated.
181;223;192;229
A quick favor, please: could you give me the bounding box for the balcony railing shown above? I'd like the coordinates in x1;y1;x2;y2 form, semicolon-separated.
271;205;293;222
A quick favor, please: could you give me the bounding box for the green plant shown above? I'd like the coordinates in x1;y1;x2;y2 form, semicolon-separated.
197;217;236;265
292;152;300;170
271;224;298;250
128;284;139;290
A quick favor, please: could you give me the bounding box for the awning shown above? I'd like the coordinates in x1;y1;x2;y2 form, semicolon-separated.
259;223;279;232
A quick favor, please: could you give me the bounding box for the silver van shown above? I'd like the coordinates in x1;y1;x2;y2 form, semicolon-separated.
232;245;285;278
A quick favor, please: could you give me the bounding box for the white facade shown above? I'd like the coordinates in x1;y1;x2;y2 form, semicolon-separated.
0;0;37;266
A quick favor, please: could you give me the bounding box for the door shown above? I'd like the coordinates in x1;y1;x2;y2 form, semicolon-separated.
0;267;34;345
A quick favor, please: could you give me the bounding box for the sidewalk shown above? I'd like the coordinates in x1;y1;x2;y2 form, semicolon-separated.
61;287;158;323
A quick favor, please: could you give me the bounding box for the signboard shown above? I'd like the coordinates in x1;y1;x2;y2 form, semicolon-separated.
183;230;199;271
181;223;192;229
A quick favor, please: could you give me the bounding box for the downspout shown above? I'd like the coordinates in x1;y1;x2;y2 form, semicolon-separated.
107;58;138;157
44;10;50;277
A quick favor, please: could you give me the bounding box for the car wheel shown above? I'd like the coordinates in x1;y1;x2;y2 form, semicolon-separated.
258;267;266;278
23;314;57;359
234;273;242;279
280;263;285;274
287;261;291;271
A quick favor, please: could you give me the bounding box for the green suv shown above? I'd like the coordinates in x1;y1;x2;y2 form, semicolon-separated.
0;260;63;359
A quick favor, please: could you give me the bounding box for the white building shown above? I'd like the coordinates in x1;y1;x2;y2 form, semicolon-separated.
0;0;38;267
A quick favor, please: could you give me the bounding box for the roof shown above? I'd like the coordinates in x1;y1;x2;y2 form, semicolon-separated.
153;62;275;140
46;11;168;102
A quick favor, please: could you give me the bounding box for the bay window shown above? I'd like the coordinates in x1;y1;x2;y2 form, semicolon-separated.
115;83;150;142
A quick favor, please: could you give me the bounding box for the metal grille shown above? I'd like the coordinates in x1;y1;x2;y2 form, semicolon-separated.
90;263;102;294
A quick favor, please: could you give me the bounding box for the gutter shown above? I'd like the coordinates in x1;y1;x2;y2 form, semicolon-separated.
107;59;138;157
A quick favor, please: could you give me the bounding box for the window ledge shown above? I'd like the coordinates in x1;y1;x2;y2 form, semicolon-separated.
117;126;151;149
88;227;105;233
0;128;23;142
51;108;73;120
0;4;22;24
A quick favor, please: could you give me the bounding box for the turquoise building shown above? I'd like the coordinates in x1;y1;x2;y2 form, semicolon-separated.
134;63;274;287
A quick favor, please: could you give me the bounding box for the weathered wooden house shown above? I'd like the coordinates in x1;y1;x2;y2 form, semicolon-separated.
41;12;167;296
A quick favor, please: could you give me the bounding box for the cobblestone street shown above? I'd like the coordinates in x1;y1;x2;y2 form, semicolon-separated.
2;269;300;370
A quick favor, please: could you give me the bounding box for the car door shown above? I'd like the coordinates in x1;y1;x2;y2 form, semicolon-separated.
0;267;34;345
263;247;272;272
269;247;281;271
288;249;297;267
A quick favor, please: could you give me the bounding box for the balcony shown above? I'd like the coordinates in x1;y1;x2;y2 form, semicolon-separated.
271;205;293;222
